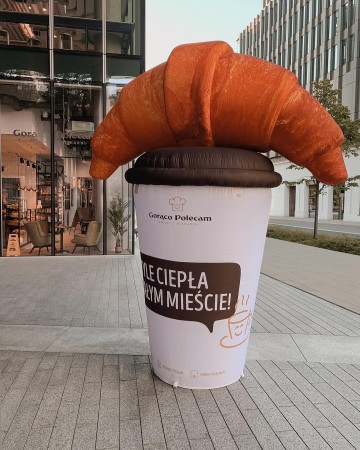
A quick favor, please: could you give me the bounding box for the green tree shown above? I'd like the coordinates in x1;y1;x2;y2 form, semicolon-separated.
287;79;360;238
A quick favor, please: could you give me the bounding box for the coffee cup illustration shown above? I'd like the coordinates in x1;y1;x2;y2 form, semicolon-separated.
220;309;253;348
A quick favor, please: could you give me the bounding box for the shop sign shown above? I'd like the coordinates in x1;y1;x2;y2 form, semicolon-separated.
13;130;37;138
6;234;21;257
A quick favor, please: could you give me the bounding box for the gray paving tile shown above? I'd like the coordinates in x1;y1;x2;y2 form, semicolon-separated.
211;388;251;435
48;421;76;450
120;380;139;420
139;395;166;446
180;412;209;440
23;426;53;450
1;388;27;433
275;430;308;450
72;423;97;450
167;439;191;450
189;438;215;450
241;409;286;450
120;419;143;450
317;426;357;450
2;404;39;450
119;355;136;380
226;381;257;411
136;362;155;396
162;415;188;441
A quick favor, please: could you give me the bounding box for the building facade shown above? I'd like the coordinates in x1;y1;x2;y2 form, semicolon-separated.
0;0;145;256
239;0;360;221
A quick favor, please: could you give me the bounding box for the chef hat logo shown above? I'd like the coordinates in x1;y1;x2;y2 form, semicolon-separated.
169;197;186;211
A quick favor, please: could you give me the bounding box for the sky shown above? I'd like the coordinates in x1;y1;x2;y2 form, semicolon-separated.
145;0;264;70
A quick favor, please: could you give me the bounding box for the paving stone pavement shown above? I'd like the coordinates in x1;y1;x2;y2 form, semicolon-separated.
0;241;360;449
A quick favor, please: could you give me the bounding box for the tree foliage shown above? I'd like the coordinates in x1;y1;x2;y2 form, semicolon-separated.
312;79;360;156
286;79;360;237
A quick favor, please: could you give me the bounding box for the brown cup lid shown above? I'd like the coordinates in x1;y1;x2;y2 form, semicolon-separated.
125;147;282;188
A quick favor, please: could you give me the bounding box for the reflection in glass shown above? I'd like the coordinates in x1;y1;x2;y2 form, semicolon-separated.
0;1;49;14
0;21;48;48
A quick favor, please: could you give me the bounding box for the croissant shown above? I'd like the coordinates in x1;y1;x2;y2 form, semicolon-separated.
90;41;347;185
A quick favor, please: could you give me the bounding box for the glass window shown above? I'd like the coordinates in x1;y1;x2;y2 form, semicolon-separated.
341;38;347;65
304;62;308;85
54;52;102;84
288;44;292;66
325;47;331;73
305;31;309;55
349;34;354;61
298;65;303;85
326;14;332;40
289;15;293;37
0;1;49;14
312;56;317;81
54;25;102;52
350;0;356;25
279;0;283;18
0;21;48;48
300;5;305;28
282;49;286;67
312;25;317;50
106;0;135;23
294;12;298;32
283;22;287;41
0;47;49;81
318;21;322;46
333;10;339;36
0;81;53;256
299;35;304;58
313;0;319;17
305;1;310;23
52;86;104;256
317;54;322;77
54;0;102;19
343;2;349;29
331;45;338;70
270;7;274;27
293;40;297;61
327;0;333;6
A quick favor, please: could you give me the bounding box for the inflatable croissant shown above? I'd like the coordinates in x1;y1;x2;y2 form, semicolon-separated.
90;41;347;185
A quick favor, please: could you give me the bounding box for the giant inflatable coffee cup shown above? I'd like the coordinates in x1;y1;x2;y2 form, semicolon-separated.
125;147;281;388
89;41;347;388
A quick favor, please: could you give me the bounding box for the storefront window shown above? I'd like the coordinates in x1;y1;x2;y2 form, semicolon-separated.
53;85;103;255
0;0;145;257
105;81;133;254
1;81;52;255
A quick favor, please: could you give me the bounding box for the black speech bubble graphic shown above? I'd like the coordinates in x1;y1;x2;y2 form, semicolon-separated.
141;253;240;332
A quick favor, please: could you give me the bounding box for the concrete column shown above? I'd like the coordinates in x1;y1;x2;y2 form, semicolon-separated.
270;183;289;216
318;185;334;220
295;183;309;218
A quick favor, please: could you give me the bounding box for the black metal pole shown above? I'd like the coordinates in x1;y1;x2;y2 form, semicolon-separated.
50;79;56;255
313;180;319;239
102;84;107;254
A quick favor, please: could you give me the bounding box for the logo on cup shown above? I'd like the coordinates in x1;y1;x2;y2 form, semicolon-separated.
169;197;186;211
220;295;252;348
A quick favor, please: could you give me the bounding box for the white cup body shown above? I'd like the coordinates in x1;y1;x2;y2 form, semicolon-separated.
135;184;271;389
